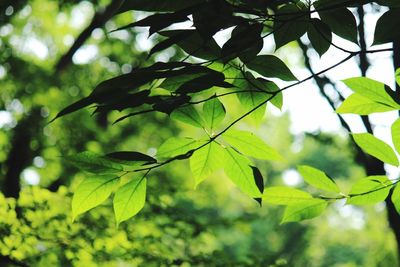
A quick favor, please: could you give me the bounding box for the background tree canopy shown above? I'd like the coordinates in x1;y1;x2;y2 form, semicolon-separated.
1;0;400;266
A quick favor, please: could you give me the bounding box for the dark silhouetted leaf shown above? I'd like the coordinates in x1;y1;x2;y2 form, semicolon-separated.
314;0;358;44
307;18;332;57
114;12;190;35
251;166;264;206
118;0;205;13
246;55;297;81
160;30;221;60
106;151;157;164
176;71;230;94
153;95;191;114
221;23;263;62
273;3;309;49
373;9;400;45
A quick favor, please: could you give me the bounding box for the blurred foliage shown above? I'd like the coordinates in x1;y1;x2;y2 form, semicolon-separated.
0;0;398;266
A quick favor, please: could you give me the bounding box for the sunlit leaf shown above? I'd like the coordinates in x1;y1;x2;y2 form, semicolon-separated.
113;176;147;226
392;118;400;155
223;130;283;161
352;133;399;166
391;184;400;214
170;105;204;128
203;98;226;131
336;93;396;115
297;165;340;193
190;141;225;187
223;147;262;197
72;175;119;220
347;175;391;205
342;77;400;108
263;186;312;205
281;199;327;223
157;137;202;159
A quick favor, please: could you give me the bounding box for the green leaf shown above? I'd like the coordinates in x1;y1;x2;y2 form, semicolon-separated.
273;4;309;49
396;68;400;87
342;77;400;108
203;98;226;131
72;175;119;220
170;105;204;128
254;78;283;110
391;184;400;214
392;118;400;155
223;147;262;197
190;142;225;187
246;55;297;81
336;93;397;115
281;199;327;223
373;9;400;45
223;130;283;161
113;176;147;226
307;18;332;57
347;175;392;205
263;186;312;205
297;165;340;193
157;137;201;159
65;152;124;173
352;133;399;166
315;0;358;44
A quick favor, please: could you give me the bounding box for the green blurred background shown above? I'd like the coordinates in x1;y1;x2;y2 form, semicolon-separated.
0;0;397;266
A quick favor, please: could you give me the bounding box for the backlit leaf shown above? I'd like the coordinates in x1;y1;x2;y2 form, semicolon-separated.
391;184;400;214
263;186;312;205
352;133;399;166
72;175;119;220
203;98;226;131
223;130;283;161
336;93;396;115
297;165;340;193
113;176;147;226
281;199;327;223
157;137;202;159
223;147;262;197
170;105;204;128
392;118;400;155
347;175;391;205
342;77;400;108
190;141;225;187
